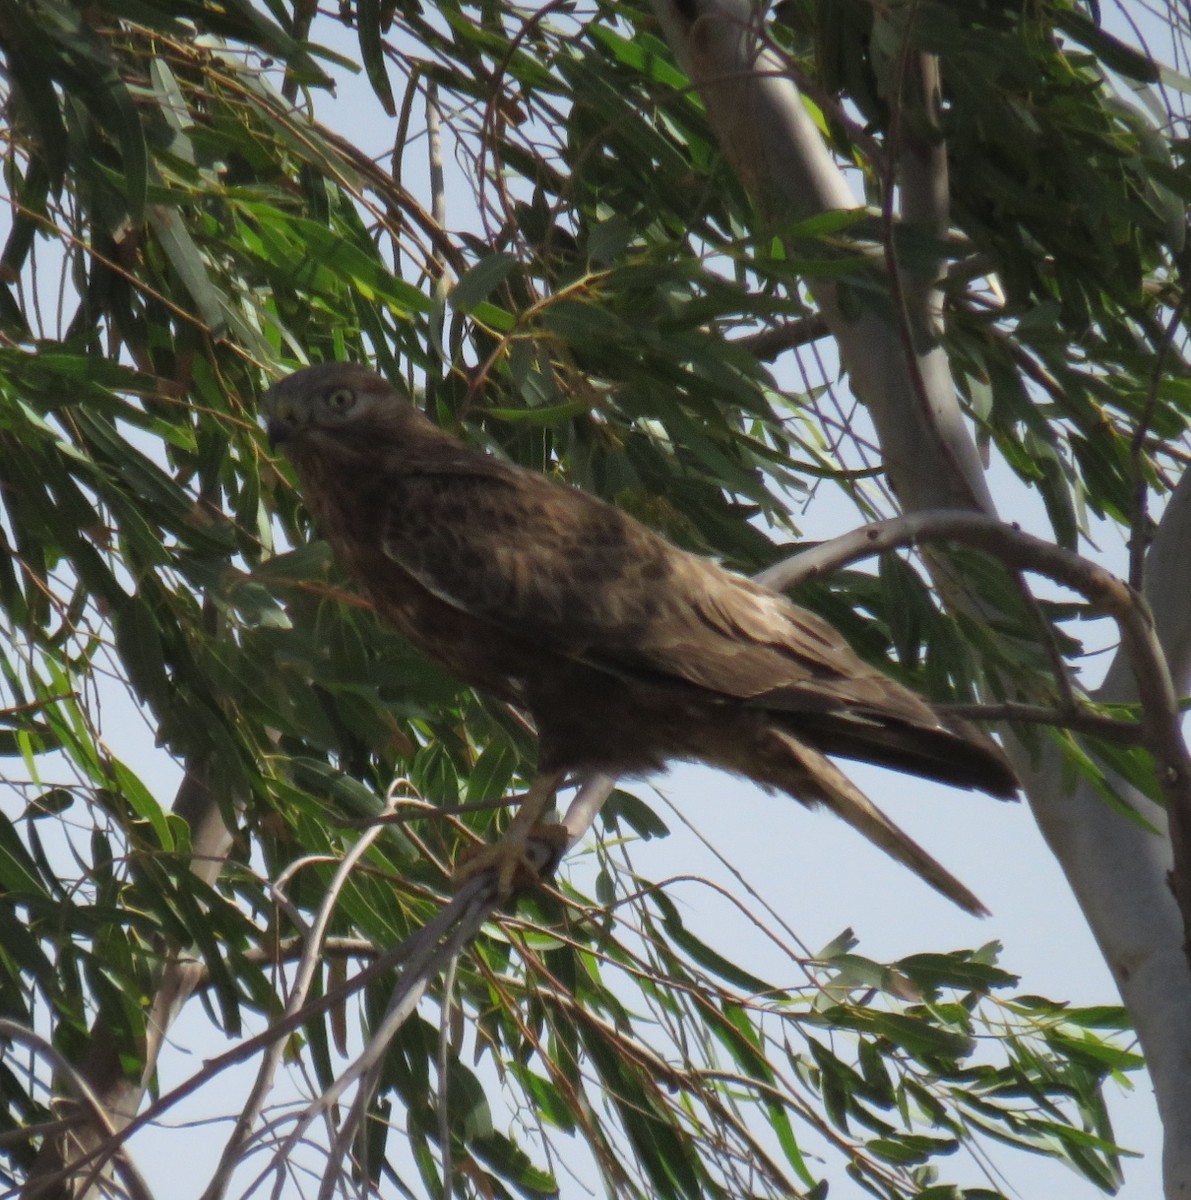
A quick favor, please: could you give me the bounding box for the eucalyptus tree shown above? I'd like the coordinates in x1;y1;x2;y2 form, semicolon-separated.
0;1;1185;1198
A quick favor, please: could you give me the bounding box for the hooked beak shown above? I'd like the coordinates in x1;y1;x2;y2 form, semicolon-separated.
265;418;291;451
261;386;300;451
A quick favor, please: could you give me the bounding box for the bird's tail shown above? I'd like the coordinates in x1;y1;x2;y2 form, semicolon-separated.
767;728;988;915
779;711;1019;799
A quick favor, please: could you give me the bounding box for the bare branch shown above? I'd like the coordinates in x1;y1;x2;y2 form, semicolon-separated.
262;892;491;1200
436;954;460;1200
40;880;484;1194
560;772;618;849
426;80;454;298
759;511;1191;953
732;316;828;361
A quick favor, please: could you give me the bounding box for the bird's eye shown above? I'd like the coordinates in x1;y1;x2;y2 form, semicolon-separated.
324;387;357;414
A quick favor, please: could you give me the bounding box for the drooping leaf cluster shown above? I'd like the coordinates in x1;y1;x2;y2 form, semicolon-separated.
0;0;1182;1196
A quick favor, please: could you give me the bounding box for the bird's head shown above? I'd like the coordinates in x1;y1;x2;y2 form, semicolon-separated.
261;362;415;455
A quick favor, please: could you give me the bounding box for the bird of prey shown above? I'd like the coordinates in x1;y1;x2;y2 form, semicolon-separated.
262;362;1017;913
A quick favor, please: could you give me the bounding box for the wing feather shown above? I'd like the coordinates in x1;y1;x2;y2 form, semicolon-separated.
381;463;934;725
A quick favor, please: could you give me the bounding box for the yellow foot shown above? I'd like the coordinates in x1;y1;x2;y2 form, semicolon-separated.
453;824;570;898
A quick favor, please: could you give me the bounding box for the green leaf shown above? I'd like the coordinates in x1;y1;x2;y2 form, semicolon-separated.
0;814;50;900
600;789;669;839
115;595;170;708
465;740;517;805
148;206;228;335
484;400;589;425
471;1132;556;1195
110;760;173;852
1054;10;1160;82
451;254;518;313
252;541;335;584
867;1133;959;1164
356;0;396;115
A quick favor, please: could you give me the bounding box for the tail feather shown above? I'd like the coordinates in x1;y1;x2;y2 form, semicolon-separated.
769;729;989;915
786;711;1019;799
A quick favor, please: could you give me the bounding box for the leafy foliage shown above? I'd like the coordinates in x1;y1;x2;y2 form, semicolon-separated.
0;0;1183;1196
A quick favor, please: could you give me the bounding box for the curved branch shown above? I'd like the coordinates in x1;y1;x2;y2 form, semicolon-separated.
50;875;486;1195
758;511;1191;952
256;887;498;1200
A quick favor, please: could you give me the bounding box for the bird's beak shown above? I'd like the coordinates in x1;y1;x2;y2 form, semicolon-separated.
261;387;299;451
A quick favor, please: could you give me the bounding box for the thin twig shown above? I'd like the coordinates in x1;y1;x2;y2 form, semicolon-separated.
437;955;460;1200
45;886;481;1195
301;903;485;1200
426;80;454;295
199;791;402;1200
332;792;525;827
937;702;1144;744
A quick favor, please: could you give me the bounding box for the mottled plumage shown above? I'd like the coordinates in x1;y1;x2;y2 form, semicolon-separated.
262;363;1017;912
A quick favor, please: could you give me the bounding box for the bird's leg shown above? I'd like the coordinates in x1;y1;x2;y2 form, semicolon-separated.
452;768;570;898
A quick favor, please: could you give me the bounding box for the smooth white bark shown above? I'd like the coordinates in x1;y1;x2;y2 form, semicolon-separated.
1090;471;1191;1196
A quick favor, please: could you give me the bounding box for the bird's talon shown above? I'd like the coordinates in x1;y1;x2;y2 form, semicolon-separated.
453;823;570;898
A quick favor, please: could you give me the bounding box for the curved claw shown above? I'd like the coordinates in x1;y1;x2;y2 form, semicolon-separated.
453;823;570;898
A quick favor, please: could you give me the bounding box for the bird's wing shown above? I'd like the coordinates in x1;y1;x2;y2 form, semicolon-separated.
380;460;677;652
380;462;930;724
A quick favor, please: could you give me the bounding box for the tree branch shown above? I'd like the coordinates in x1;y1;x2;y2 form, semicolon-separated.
759;511;1191;950
937;701;1144;744
733;315;829;360
34;872;496;1198
199;788;404;1200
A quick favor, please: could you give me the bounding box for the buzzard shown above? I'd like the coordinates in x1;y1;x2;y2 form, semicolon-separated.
262;363;1017;913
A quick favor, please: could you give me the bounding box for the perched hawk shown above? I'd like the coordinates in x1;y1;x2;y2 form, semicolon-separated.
262;363;1016;913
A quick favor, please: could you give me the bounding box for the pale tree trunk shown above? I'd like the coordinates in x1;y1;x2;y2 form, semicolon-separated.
649;2;1191;1195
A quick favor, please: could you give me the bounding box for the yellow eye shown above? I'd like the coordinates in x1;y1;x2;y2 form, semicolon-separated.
325;386;357;414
